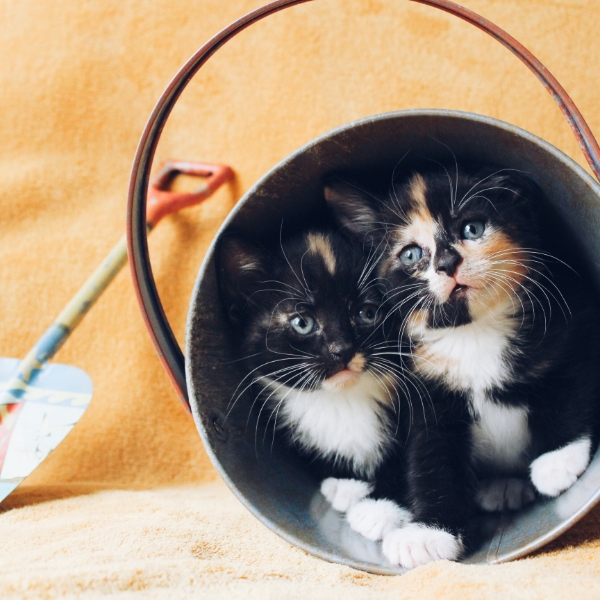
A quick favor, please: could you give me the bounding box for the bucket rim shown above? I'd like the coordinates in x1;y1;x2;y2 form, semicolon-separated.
185;108;600;574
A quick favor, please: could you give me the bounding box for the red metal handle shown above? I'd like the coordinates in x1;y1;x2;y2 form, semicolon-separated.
146;161;233;228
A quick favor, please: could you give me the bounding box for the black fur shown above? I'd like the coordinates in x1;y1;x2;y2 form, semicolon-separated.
326;166;600;548
217;229;416;490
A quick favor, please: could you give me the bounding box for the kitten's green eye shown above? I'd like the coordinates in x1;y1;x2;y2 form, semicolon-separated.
356;304;379;326
399;245;423;266
289;314;316;335
462;220;485;240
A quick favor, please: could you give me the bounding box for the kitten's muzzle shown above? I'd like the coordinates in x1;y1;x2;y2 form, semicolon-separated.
324;350;365;382
322;353;366;391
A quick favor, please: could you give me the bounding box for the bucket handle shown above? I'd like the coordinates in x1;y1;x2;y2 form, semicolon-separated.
127;0;600;407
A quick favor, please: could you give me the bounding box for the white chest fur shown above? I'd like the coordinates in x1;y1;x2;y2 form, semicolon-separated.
263;372;393;479
411;312;530;472
410;313;518;393
470;392;531;472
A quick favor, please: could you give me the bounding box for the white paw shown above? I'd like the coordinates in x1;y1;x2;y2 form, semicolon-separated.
347;498;413;541
475;477;536;512
320;478;373;513
382;524;463;569
530;438;592;498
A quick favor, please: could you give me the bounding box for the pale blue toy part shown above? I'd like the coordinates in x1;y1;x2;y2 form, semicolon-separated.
0;358;92;503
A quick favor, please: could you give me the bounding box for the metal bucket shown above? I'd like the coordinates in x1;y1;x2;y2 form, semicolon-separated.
127;0;600;575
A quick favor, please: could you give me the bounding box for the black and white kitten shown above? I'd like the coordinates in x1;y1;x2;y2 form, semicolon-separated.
325;167;600;568
217;229;416;537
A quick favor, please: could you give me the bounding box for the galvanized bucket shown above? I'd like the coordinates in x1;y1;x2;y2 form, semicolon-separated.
127;0;600;574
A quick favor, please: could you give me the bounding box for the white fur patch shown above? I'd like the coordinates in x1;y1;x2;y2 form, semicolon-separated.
475;477;536;512
382;524;463;569
470;396;531;472
410;311;532;473
347;498;412;541
530;437;592;497
263;371;394;478
410;311;518;393
320;478;372;513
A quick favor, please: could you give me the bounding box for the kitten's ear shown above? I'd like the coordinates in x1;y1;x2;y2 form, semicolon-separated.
217;235;270;325
324;176;382;244
478;169;541;206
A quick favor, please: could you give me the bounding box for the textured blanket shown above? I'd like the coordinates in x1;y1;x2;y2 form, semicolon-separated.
1;0;600;597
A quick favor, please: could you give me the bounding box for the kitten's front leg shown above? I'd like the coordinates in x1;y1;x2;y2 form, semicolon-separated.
381;399;472;569
529;437;592;497
320;478;373;513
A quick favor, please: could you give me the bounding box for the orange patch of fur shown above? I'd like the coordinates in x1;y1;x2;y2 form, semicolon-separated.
413;343;456;380
307;232;337;275
408;173;428;209
348;353;366;373
462;229;527;319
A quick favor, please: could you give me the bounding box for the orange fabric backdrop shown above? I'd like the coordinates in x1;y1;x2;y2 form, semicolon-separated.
1;1;600;597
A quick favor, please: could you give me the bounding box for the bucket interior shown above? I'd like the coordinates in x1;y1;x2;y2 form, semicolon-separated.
186;110;600;574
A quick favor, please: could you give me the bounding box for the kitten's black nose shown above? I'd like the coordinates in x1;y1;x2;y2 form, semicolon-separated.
435;247;462;277
328;342;354;365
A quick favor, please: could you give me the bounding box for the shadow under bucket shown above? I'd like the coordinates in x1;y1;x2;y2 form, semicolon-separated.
186;110;600;574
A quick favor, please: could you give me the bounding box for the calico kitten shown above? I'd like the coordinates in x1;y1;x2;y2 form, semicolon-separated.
217;229;416;535
325;166;600;568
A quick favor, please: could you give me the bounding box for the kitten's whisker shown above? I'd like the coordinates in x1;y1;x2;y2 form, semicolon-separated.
368;364;404;433
220;351;262;364
428;138;460;214
459;193;500;214
388;151;412;223
255;367;315;449
418;151;457;213
264;368;316;449
250;289;303;301
251;367;309;433
278;221;311;297
493;272;546;332
457;168;524;207
500;262;572;319
299;249;313;298
488;247;577;274
358;236;387;291
383;282;424;301
259;278;305;296
230;361;312;421
496;267;570;323
481;274;522;323
378;289;425;330
227;357;311;415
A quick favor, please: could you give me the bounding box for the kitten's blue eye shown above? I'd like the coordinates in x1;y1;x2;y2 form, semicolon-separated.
399;245;423;266
356;304;379;326
289;314;315;335
462;220;485;240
